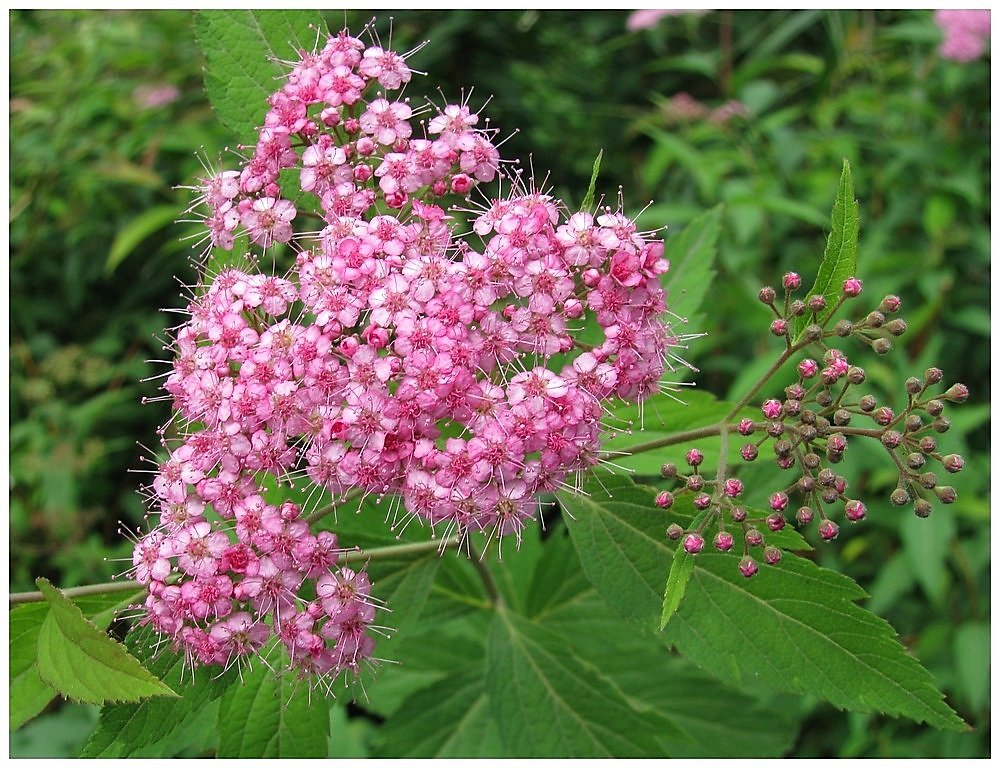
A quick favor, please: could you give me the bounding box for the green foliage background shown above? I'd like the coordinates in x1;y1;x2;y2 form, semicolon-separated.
9;9;989;758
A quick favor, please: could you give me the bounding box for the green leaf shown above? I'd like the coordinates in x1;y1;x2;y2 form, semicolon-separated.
216;653;330;758
375;664;503;757
10;591;140;730
953;623;990;712
194;10;326;141
794;159;860;341
661;204;722;326
662;553;968;732
563;473;966;731
579;149;603;211
34;579;176;706
81;633;238;758
660;548;695;630
543;594;800;758
485;607;672;757
9;603;57;731
105;205;179;273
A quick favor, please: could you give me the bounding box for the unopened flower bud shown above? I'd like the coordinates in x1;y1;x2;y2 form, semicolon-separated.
737;418;755;436
758;286;777;305
740;444;758;462
817;468;836;486
776;455;795;470
905;414;923;433
844;499;866;522
803;453;821;471
942;454;964;473
905;377;922;395
913;498;932;518
798;424;817;441
944;383;970;403
761;399;783;420
661;462;678;478
880;430;903;449
800;409;817;426
818;519;840;541
562;297;584;319
714;531;735;552
923;367;943;385
766;513;786;532
686;475;704;492
768;492;789;512
918;472;937;490
816;390;833;408
828;434;848;454
783;272;801;291
859;395;877;412
866;311;885;328
835;319;854;337
935;486;957;504
770;319;788;336
873;407;894;426
842;277;863;297
880;294;902;313
890;487;910;506
685;448;704;467
805;324;824;341
773;439;792;458
764;546;782;565
847;366;866;385
723;478;744;497
744;528;764;547
738;557;758;578
798;359;819;379
767;421;785;438
926;399;944;417
885;318;907;337
693;493;712;510
683;533;705;554
833;409;851;426
872;337;893;355
906;452;926;470
730;506;747;523
789;299;806;317
655;491;674;509
666;523;684;540
785;383;806;401
821;486;840;504
807;294;826;313
918;436;937;454
796;506;814;525
932;417;951;434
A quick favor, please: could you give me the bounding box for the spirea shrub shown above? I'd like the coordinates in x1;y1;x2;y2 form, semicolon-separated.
11;12;978;758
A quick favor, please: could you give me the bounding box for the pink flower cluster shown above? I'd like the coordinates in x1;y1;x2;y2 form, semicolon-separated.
934;10;991;62
132;26;678;683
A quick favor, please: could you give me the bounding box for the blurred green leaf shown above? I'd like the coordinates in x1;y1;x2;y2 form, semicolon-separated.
953;623;990;712
105;205;179;273
662;204;722;326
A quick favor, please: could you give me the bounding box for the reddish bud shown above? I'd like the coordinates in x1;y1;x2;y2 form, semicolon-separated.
797;359;819;379
942;454;965;473
913;498;933;518
740;444;758;462
730;506;747;523
723;478;744;498
770;319;789;337
923;367;943;385
766;512;786;531
768;492;789;512
738;557;759;578
738;418;755;436
844;499;867;522
693;493;712;510
666;523;684;540
655;491;674;509
944;383;970;403
763;546;782;565
683;533;705;554
818;519;840;541
842;276;863;297
890;487;910;506
744;528;764;547
685;448;704;467
761;399;783;420
880;294;902;313
758;286;777;304
783;272;801;291
935;486;957;504
796;506;814;525
661;462;678;478
873;407;894;426
714;531;735;552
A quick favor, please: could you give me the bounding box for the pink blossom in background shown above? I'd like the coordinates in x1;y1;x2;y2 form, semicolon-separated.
626;9;709;32
934;10;991;62
133;84;180;109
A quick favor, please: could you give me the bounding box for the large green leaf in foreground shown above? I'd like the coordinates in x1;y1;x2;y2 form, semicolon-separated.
559;472;966;732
